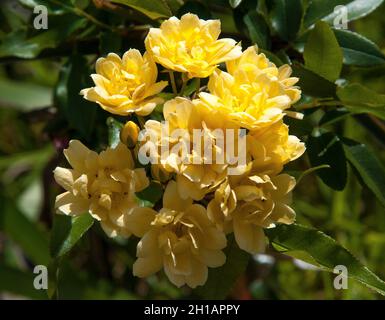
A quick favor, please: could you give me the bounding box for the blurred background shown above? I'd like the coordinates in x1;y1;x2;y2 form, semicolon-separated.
0;0;384;299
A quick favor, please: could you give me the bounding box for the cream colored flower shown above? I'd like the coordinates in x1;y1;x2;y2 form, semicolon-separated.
208;172;297;254
80;49;167;116
145;13;242;78
54;140;149;237
201;46;301;129
127;181;227;288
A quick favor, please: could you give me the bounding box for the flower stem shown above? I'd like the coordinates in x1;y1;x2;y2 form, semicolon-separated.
168;71;178;95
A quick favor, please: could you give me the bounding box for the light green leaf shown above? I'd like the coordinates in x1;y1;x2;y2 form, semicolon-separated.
266;224;385;295
229;0;242;8
110;0;173;19
270;0;303;41
304;21;343;82
337;84;385;120
304;0;384;28
194;235;250;299
50;214;94;258
107;117;124;148
342;138;385;208
244;11;270;50
333;29;385;66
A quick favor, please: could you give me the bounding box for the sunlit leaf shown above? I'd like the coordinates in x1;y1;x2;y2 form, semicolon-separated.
267;224;385;295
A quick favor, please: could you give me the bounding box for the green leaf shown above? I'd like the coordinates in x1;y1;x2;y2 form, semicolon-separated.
19;0;68;15
136;181;163;207
266;224;385;295
0;15;87;59
307;132;347;190
292;63;337;98
0;77;51;111
107;117;124;148
110;0;173;19
342;138;385;208
319;108;350;126
55;54;97;139
229;0;242;8
333;29;385;66
194;235;249;299
100;31;122;56
177;1;212;19
244;11;270;50
0;265;48;299
304;21;343;82
270;0;303;41
337;84;385;120
50;213;94;258
304;0;384;29
0;198;50;265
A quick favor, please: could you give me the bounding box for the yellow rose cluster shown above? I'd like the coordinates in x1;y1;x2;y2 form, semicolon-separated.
54;13;305;288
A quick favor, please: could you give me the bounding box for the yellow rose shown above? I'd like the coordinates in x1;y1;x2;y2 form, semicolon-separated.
126;181;227;288
145;13;242;78
201;46;301;129
121;120;140;148
247;120;305;175
208;172;297;254
54;140;149;237
80;49;168;116
139;97;248;200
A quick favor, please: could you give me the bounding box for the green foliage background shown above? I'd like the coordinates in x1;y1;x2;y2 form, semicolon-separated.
0;0;385;300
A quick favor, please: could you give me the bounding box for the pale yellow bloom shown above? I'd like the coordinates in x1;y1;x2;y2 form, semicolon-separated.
140;97;248;200
127;181;227;288
247;120;305;175
80;49;168;116
208;172;296;254
202;46;301;129
145;13;242;78
54;140;149;237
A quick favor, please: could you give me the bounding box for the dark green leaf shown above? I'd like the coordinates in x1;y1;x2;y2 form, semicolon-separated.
304;0;384;29
136;181;163;207
0;199;50;265
110;0;173;19
194;235;249;299
307;132;347;190
100;31;122;56
0;265;48;299
55;54;97;139
292;63;337;98
266;224;385;295
337;84;385;120
333;29;385;66
177;1;212;19
243;11;270;50
50;213;94;258
107;117;124;148
270;0;302;41
0;15;87;59
304;21;343;82
19;0;68;15
319;108;350;126
342;138;385;208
